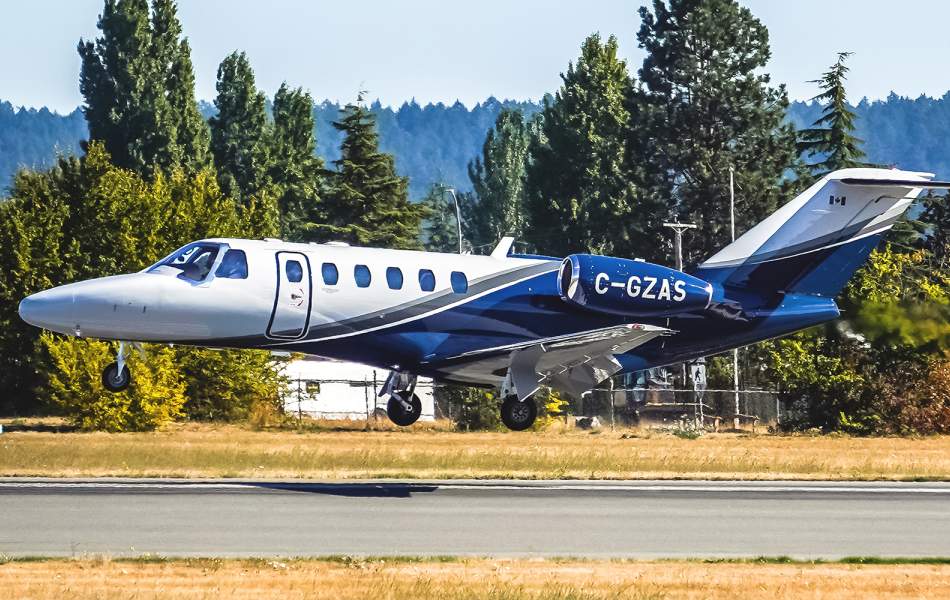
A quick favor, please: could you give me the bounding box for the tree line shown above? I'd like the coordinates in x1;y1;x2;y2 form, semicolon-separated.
12;92;950;204
1;0;948;434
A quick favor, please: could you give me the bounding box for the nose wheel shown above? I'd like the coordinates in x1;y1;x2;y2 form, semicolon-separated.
386;391;422;426
101;341;132;393
101;362;131;392
501;395;537;431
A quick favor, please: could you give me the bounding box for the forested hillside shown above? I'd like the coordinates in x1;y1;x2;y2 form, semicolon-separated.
4;94;950;198
2;97;539;199
786;95;950;177
0;102;86;193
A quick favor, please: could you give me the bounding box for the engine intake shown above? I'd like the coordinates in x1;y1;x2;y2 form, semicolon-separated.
558;254;713;317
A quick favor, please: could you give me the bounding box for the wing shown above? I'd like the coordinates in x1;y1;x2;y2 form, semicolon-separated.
430;324;670;399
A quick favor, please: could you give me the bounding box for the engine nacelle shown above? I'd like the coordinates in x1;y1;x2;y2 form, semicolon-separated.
558;254;713;317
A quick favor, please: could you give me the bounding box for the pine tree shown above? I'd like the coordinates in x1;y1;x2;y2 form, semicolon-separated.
167;39;212;172
524;34;647;258
798;52;867;176
466;109;536;250
317;97;426;249
270;83;324;240
209;51;272;203
78;0;209;176
632;0;799;264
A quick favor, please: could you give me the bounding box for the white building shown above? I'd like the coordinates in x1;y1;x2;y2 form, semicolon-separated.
282;356;436;421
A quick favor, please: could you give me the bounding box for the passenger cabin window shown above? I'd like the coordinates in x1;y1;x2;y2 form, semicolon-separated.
354;264;371;288
215;249;248;279
286;260;303;283
321;262;339;285
418;269;436;292
451;271;468;294
149;242;221;282
386;267;403;290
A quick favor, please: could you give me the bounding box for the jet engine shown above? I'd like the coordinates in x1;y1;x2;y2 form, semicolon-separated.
558;254;713;317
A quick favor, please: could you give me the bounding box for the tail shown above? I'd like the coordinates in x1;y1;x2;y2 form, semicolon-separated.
695;168;950;298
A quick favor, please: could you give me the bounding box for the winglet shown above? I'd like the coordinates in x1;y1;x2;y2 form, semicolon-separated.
490;236;515;259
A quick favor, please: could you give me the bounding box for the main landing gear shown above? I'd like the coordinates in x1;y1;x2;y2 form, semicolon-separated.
101;341;131;392
387;391;423;426
501;395;537;431
381;371;422;426
498;370;537;431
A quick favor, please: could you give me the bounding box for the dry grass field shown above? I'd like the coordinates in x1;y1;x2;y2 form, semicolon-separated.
3;557;950;599
3;422;950;480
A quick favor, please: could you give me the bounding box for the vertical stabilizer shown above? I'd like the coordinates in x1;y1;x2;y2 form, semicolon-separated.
695;168;948;297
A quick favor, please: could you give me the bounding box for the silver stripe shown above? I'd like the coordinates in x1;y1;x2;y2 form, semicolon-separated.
275;264;560;346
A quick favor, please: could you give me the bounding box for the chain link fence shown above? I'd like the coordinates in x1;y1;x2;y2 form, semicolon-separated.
284;373;780;431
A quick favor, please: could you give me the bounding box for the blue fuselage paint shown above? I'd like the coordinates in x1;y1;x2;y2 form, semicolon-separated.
281;267;840;381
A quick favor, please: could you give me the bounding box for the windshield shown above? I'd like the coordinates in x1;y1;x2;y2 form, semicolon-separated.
148;243;222;282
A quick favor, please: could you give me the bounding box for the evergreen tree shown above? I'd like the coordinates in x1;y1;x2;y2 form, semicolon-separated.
466;109;536;250
420;184;459;253
270;83;324;240
632;0;799;264
317;97;426;249
209;51;272;203
78;0;209;176
525;34;648;259
798;52;867;176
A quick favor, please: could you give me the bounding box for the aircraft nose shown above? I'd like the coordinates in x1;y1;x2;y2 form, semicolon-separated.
18;287;77;335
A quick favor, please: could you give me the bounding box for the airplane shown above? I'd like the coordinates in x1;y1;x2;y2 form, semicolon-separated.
17;168;950;430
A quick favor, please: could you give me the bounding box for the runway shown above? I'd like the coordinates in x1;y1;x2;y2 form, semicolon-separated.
2;478;949;559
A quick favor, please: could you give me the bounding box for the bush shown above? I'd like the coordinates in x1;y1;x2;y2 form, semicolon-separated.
532;387;568;430
40;333;185;431
178;347;287;421
454;387;503;431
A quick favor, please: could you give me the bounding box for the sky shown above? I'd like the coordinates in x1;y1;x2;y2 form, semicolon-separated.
3;0;950;113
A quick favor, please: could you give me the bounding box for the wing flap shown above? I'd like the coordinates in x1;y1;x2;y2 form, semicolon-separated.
441;324;670;399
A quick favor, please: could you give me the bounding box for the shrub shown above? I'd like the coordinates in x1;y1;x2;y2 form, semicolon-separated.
40;333;185;431
177;347;287;421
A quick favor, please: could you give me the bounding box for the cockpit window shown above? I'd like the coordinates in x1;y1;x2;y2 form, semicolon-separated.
215;249;248;279
149;243;221;282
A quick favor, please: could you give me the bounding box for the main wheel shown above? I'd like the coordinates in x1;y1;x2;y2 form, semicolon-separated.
501;396;537;431
101;362;131;392
387;392;422;426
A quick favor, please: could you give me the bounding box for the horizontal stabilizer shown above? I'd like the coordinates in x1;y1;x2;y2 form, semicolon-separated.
840;177;950;188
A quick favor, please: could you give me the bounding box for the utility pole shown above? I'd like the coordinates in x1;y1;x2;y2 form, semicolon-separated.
663;222;697;273
439;185;464;255
663;221;698;425
730;167;741;430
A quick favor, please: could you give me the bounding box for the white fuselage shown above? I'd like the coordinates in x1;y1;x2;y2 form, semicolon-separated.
18;238;553;346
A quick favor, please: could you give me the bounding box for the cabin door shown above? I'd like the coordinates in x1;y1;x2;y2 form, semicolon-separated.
267;251;312;340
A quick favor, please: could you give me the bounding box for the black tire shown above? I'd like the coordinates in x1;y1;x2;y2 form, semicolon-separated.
387;392;422;426
501;396;537;431
101;362;131;392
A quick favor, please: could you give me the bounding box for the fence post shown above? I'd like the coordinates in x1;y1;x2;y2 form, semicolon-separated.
608;379;615;430
296;377;302;422
364;376;370;429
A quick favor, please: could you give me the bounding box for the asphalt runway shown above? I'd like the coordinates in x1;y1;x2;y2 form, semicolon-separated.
2;478;949;559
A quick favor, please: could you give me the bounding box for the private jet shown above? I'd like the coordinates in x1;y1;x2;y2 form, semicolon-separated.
18;168;948;430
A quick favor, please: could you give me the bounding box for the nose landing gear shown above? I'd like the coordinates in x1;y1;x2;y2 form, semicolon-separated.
101;341;131;392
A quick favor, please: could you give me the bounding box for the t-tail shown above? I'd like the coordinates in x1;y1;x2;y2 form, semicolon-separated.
694;168;950;299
